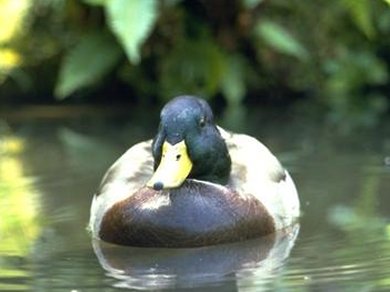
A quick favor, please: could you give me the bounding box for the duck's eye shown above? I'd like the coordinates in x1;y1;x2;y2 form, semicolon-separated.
199;118;206;128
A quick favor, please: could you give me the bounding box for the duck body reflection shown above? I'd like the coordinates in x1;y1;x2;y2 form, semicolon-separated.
92;224;299;290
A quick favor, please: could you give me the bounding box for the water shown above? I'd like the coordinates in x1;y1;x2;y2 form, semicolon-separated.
1;105;389;291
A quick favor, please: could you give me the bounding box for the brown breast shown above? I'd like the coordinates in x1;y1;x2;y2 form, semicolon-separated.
99;181;275;247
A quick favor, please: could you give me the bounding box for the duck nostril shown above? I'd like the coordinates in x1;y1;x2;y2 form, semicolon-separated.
153;182;164;191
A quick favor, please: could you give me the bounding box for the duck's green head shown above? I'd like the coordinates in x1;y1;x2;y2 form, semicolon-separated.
147;96;231;190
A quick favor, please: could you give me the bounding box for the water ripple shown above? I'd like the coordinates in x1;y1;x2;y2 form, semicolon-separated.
279;231;390;291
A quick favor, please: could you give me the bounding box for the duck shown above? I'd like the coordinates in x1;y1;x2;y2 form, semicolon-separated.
89;95;300;248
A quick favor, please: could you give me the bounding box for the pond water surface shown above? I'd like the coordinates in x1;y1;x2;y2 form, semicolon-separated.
1;105;389;291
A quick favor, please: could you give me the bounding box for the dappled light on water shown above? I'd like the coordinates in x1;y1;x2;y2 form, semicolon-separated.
0;134;41;291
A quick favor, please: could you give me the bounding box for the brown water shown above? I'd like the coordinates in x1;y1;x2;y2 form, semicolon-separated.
1;105;389;291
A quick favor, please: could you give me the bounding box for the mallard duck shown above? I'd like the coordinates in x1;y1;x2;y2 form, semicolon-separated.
89;96;300;247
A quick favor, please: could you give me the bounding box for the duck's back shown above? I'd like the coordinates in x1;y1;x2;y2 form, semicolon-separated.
220;127;300;230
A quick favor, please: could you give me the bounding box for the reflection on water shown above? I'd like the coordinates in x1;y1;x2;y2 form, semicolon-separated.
92;225;299;290
0;107;389;291
0;134;41;291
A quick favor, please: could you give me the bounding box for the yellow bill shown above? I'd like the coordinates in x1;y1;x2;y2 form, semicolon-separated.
147;140;193;190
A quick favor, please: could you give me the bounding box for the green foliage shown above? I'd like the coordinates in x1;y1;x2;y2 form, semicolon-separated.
159;39;246;105
105;0;158;64
1;0;390;125
82;0;106;6
220;55;246;105
159;38;225;100
242;0;264;9
55;32;122;98
324;50;388;127
342;0;375;38
255;20;309;61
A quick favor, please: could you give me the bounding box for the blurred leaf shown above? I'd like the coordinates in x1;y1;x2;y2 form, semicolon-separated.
242;0;264;9
255;20;308;61
324;49;389;127
359;54;388;84
342;0;375;38
385;0;390;5
325;51;388;93
0;0;29;43
160;39;225;99
55;32;122;99
220;55;246;105
378;9;390;32
83;0;106;6
105;0;157;64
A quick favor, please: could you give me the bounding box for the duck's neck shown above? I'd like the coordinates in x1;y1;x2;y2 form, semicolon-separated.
187;130;232;185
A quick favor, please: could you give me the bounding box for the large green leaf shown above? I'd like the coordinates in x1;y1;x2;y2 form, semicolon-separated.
55;32;122;99
256;20;308;61
342;0;375;38
105;0;157;64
